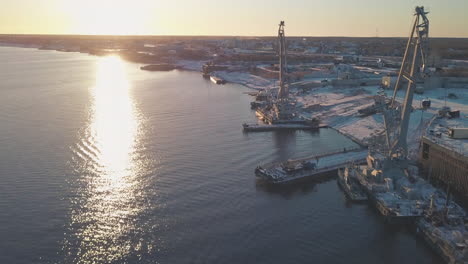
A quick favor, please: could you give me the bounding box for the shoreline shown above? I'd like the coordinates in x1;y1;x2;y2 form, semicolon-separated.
0;44;441;161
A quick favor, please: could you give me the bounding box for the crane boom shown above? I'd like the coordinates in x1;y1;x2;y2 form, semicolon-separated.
277;21;288;99
385;6;430;158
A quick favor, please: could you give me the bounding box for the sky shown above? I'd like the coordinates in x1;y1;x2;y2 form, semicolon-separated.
1;0;467;37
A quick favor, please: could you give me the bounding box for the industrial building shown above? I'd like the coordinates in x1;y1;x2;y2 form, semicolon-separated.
419;116;468;200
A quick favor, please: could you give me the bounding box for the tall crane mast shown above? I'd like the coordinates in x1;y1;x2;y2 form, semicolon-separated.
384;6;430;159
277;21;288;100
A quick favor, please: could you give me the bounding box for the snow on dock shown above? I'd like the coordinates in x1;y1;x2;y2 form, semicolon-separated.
424;115;468;156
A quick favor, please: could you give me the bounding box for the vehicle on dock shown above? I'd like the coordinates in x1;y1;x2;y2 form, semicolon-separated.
337;166;367;201
255;148;367;184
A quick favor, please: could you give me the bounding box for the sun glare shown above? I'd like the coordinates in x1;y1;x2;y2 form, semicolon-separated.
61;0;155;35
92;55;137;178
67;55;145;261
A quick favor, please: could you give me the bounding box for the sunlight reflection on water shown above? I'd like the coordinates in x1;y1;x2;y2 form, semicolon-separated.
65;56;151;263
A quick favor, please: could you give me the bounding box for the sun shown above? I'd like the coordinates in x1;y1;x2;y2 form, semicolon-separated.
60;0;155;35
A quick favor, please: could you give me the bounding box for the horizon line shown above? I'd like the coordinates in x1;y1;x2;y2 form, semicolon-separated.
1;33;468;39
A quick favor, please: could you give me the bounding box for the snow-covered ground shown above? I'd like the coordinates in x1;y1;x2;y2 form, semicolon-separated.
295;85;383;145
425;116;468;156
291;82;468;160
172;60;468;161
176;60;207;71
363;86;468;114
212;71;276;90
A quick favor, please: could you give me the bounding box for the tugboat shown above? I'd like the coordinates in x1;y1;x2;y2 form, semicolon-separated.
337;165;367;201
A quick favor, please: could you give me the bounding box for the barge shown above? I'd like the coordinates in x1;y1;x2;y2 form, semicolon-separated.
255;148;367;184
417;193;468;264
369;190;426;223
242;123;323;132
349;160;428;223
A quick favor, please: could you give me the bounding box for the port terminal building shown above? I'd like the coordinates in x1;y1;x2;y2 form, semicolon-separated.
419;116;468;201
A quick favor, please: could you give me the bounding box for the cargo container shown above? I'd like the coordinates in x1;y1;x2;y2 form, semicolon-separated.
448;127;468;139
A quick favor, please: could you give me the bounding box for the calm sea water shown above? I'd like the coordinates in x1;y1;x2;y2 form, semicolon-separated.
0;47;441;264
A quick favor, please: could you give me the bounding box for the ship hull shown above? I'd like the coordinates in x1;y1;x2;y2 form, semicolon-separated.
366;190;421;224
417;219;464;264
256;167;336;184
337;169;367;202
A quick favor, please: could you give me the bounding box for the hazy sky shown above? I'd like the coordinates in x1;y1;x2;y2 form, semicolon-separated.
1;0;467;37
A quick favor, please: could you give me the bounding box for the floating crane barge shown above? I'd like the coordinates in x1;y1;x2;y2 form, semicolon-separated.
339;6;468;262
341;5;432;220
243;21;319;131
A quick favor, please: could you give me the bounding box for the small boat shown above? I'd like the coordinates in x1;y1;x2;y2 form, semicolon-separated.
210;76;226;84
337;167;367;201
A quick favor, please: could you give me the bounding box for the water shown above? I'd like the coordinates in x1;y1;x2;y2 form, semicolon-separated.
0;47;441;264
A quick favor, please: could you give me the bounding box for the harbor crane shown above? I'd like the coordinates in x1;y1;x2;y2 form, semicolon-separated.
277;21;288;100
383;6;430;160
270;20;296;121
